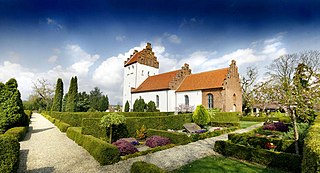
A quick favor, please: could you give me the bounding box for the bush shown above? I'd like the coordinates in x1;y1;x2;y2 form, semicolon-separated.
210;112;240;123
214;140;301;172
112;139;138;156
54;120;71;132
66;127;120;165
147;129;190;145
302;114;320;173
191;126;238;142
82;118;106;138
122;144;175;160
241;116;291;123
192;105;210;126
146;135;171;148
4;126;28;141
263;122;288;132
0;135;20;173
131;161;165;173
146;101;157;112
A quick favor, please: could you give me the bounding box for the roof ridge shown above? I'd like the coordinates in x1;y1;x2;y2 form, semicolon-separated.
191;67;229;75
149;69;180;77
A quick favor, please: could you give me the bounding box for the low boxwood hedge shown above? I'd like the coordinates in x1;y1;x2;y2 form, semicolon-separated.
122;144;175;160
214;140;301;172
302;114;320;173
190;126;238;142
82;118;106;138
4;126;28;141
54;120;71;132
0;135;20;173
66;127;120;165
131;161;165;173
241;116;291;123
146;129;190;145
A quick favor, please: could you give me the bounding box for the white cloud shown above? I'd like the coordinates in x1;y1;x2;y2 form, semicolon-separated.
46;17;63;30
164;33;181;44
179;17;200;28
48;55;58;63
116;35;126;41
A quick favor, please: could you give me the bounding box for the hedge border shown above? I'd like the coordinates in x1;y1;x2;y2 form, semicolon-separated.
190;126;239;142
122;144;175;160
0;135;20;173
131;161;165;173
66;127;120;165
240;116;291;123
146;129;190;145
302;113;320;173
4;126;28;141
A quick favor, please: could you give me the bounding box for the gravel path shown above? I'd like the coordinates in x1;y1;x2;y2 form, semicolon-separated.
18;113;102;173
18;113;263;173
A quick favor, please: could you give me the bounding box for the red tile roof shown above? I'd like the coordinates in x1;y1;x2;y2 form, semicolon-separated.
176;68;229;92
131;70;180;93
124;51;141;67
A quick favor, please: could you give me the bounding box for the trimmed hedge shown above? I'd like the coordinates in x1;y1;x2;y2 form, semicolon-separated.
190;126;238;142
211;112;240;123
54;120;71;132
241;116;291;123
214;140;301;172
146;129;190;145
0;135;20;173
82;118;106;138
66;127;120;165
302;114;320;173
122;144;175;160
228;133;295;153
4;126;28;141
131;161;165;173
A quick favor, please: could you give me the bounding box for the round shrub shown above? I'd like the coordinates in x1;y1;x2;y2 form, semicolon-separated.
274;122;289;132
145;135;171;148
263;123;276;131
192;105;210;126
112;139;138;156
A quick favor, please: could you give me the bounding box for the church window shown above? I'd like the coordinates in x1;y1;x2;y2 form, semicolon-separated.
142;70;144;76
156;95;159;107
207;94;213;108
184;95;189;106
148;71;150;76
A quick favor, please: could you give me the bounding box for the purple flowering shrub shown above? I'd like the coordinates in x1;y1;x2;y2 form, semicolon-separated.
263;122;288;132
195;129;207;134
112;139;138;156
145;135;171;148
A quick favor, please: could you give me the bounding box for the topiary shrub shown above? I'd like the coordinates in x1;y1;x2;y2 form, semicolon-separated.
112;139;138;156
0;135;20;173
192;105;210;127
145;135;171;148
131;161;165;173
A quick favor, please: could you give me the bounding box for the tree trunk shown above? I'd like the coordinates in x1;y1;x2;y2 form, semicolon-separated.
109;127;112;143
292;109;300;155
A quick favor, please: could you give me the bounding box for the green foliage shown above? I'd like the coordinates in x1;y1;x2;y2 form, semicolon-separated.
282;123;309;140
240;116;291;123
147;129;191;145
146;101;157;112
214;140;301;172
82;118;106;138
131;161;165;173
66;76;78;112
192;105;210;126
133;98;146;112
190;127;238;142
122;144;175;160
54;120;71;132
98;95;109;112
51;78;63;112
100;113;126;143
4;126;28;141
302;114;320;173
76;92;90;112
125;101;130;112
88;87;109;112
66;127;120;165
62;93;68;112
136;125;147;140
0;78;28;133
0;135;20;173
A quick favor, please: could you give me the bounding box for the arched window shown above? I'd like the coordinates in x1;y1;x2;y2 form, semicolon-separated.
184;95;189;106
233;94;236;103
156;95;159;108
207;94;213;108
141;70;144;76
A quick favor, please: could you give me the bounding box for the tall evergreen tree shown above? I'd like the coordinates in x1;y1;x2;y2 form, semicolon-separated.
62;93;68;112
98;95;109;111
89;87;102;111
77;92;90;112
51;78;63;112
66;76;78;112
124;100;130;112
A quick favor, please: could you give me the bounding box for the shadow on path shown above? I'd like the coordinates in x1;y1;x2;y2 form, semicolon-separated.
18;149;29;173
28;167;55;173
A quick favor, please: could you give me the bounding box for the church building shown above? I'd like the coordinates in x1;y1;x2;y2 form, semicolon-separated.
122;43;242;112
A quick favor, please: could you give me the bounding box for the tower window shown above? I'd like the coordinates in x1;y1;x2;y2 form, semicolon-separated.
148;71;150;76
141;70;144;76
185;95;189;106
156;95;159;107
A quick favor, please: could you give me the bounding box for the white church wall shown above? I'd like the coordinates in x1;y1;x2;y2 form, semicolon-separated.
131;90;176;112
136;63;159;87
176;90;202;111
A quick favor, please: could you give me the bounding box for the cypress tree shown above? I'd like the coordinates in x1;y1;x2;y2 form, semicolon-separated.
124;100;130;112
51;78;63;112
66;76;78;112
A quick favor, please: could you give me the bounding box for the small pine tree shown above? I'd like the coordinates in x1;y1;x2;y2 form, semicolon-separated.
51;78;63;112
192;105;210;127
146;101;157;112
124;101;130;112
66;76;78;112
133;98;146;112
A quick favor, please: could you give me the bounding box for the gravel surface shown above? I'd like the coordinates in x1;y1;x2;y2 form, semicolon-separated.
18;113;263;173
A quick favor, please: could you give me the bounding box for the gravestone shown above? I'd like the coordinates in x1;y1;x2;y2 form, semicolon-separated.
183;123;201;133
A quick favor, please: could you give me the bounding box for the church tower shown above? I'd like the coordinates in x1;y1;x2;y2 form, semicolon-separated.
122;43;159;111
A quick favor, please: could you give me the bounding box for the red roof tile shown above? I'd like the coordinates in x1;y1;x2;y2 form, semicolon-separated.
131;70;180;93
176;68;229;92
124;51;141;67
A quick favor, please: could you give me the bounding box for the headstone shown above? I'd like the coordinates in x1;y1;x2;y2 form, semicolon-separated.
183;123;201;133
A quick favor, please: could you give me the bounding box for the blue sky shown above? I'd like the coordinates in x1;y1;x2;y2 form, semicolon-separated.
0;0;320;104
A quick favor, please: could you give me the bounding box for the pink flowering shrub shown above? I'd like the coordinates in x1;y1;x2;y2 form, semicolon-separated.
112;139;138;156
145;135;171;148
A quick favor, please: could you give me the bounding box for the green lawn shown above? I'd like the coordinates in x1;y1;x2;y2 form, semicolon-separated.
240;121;261;129
171;156;287;173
